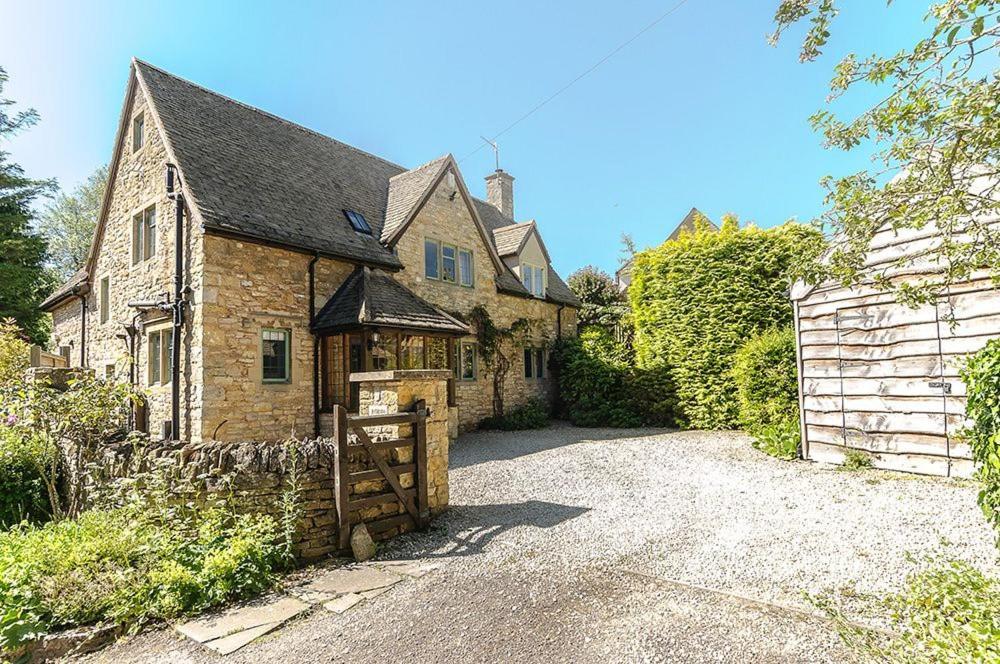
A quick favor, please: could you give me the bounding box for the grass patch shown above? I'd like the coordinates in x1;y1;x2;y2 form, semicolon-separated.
812;557;1000;663
840;449;873;472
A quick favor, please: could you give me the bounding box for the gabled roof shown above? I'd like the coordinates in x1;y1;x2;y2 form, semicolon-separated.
668;207;717;241
493;222;535;256
39;269;88;310
134;59;403;269
313;267;469;335
381;155;450;244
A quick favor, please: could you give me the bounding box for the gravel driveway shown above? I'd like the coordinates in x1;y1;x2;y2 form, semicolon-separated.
79;425;997;663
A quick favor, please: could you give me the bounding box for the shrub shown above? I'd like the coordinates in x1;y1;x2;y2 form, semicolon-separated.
960;339;1000;541
0;505;283;653
840;449;873;471
814;559;1000;663
0;427;50;528
480;398;550;431
630;217;823;429
731;328;800;459
554;328;676;428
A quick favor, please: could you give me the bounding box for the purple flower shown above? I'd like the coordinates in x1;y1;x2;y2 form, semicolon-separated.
4;414;16;426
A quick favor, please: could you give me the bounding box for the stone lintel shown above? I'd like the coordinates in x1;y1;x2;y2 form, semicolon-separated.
349;369;452;383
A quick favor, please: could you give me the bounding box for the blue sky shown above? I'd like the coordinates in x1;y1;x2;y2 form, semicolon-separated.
1;0;930;276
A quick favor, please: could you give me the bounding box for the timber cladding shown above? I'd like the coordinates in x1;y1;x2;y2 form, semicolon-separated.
793;267;1000;478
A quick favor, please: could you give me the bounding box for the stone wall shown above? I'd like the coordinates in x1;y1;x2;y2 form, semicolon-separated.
392;169;577;430
199;235;354;442
48;83;205;441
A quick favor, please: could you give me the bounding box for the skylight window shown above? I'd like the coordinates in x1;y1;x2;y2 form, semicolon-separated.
343;209;372;234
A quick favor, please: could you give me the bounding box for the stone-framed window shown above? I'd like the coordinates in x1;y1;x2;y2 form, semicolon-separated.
523;348;545;379
99;276;110;323
147;327;173;386
425;238;474;286
133;112;145;152
521;263;546;298
262;328;291;383
104;363;115;381
456;341;477;381
131;205;157;265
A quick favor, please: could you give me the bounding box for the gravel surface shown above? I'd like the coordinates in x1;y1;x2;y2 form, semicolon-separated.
77;425;997;663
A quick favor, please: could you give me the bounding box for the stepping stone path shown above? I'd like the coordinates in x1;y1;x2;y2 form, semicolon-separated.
173;559;440;654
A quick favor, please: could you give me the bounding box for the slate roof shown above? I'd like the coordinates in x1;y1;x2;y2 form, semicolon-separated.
39;269;88;310
381;155;450;244
135;60;404;268
493;222;535;256
313;267;469;334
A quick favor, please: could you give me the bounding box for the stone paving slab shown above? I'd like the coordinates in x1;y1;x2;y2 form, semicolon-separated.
174;595;309;654
290;564;403;604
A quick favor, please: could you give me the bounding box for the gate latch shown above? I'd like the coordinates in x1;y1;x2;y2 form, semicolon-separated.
929;381;953;394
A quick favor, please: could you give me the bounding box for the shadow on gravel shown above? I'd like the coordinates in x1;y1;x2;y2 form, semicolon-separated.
450;422;676;469
388;500;589;559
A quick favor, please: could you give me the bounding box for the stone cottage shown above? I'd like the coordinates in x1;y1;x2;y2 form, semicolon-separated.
41;59;579;443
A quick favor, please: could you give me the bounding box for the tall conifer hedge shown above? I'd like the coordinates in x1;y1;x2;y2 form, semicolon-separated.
629;216;822;429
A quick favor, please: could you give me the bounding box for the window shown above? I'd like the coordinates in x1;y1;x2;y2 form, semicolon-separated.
370;332;398;370
457;341;477;381
427;337;449;369
343;209;372;234
105;363;115;380
522;264;545;298
147;328;173;385
262;328;290;383
524;348;546;379
459;249;474;287
132;205;156;264
441;244;457;283
133;113;145;152
424;239;440;279
99;276;110;323
401;335;425;369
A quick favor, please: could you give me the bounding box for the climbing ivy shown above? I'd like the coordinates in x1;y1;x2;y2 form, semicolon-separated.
468;305;534;418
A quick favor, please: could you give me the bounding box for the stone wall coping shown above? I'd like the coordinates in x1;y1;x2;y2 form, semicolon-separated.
349;369;453;383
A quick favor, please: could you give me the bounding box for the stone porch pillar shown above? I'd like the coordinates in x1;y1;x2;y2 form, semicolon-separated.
349;369;451;513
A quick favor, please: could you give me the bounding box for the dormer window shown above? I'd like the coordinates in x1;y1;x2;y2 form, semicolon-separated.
521;263;545;298
344;209;372;234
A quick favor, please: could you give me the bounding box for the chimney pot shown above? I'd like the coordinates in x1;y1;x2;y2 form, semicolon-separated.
485;169;515;219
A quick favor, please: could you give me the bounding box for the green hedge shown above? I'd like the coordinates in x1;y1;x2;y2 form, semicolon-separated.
630;217;822;429
554;328;676;428
0;427;50;528
961;339;1000;541
731;328;800;459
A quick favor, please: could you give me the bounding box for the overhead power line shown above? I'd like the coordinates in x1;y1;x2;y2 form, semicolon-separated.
459;0;692;164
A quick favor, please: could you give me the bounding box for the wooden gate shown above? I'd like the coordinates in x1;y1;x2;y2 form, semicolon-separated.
331;400;430;550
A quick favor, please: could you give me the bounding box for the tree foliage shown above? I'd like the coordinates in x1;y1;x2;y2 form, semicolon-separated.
630;217;823;429
37;164;107;282
567;265;629;331
771;1;1000;306
960;338;1000;543
0;66;54;345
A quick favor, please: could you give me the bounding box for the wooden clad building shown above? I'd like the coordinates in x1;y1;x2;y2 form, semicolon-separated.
790;222;1000;477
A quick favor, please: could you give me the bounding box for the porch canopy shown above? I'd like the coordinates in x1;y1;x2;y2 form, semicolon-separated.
312;267;469;411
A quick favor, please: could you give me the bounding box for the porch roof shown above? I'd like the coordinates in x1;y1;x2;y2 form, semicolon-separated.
312;267;470;336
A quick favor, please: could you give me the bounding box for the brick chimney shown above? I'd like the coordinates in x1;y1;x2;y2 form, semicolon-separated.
485;169;514;219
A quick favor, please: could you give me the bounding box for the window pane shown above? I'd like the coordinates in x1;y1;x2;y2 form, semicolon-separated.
149;333;161;385
371;332;398;371
535;349;545;378
534;267;545;297
524;348;532;378
442;245;456;283
132;215;143;265
262;329;289;381
427;337;448;369
424;239;439;279
401;335;425;370
145;207;156;259
133;114;144;152
461;343;476;380
459;249;473;287
162;328;173;383
522;266;533;292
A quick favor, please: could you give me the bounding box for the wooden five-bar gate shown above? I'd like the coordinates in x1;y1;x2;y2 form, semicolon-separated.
331;400;431;550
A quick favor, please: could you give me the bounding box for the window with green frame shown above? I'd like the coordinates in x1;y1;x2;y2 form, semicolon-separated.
262;328;291;383
425;238;474;286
